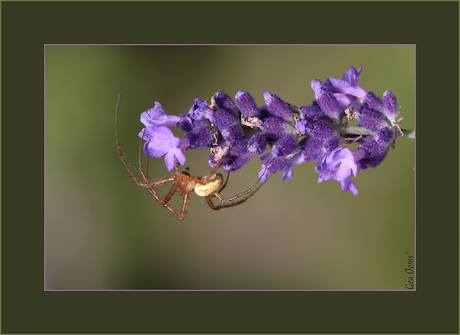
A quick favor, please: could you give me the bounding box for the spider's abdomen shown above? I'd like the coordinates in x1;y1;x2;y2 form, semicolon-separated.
194;174;223;197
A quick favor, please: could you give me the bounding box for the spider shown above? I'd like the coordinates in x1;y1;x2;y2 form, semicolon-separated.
115;94;264;221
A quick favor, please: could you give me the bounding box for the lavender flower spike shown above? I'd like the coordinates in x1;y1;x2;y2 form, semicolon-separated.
132;65;414;197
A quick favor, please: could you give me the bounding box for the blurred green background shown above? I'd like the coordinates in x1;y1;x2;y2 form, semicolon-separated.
46;45;414;290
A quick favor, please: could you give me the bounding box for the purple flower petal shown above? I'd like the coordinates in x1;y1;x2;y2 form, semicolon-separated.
258;155;286;182
323;65;367;101
363;92;383;111
247;134;267;155
271;134;298;157
213;91;238;116
140;126;190;171
281;154;305;181
316;147;359;195
311;80;341;120
261;116;297;139
187;98;214;122
359;127;394;157
357;105;388;131
140;102;181;127
342;65;362;87
235;90;259;118
382;90;399;119
299;103;325;121
263;91;293;121
185;119;215;149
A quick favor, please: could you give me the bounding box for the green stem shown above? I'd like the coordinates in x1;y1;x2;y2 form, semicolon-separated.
401;129;415;139
337;125;415;139
337;125;374;136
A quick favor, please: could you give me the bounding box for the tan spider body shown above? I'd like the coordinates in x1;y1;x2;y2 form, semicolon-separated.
191;173;223;197
115;94;263;221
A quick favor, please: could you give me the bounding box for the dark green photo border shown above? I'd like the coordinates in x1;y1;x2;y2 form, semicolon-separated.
2;1;458;333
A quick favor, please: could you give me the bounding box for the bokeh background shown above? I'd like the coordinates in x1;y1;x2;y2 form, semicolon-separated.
45;45;415;290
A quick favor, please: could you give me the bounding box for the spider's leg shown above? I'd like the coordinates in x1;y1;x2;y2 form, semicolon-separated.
161;181;179;205
145;152;151;180
115;95;187;221
176;192;191;221
137;140;187;219
146;177;188;221
137;131;170;195
137;132;195;221
206;177;266;211
215;171;230;194
205;183;263;210
115;93;154;189
214;176;263;203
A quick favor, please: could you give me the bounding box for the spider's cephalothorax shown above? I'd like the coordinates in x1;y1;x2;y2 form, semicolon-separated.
115;94;264;221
